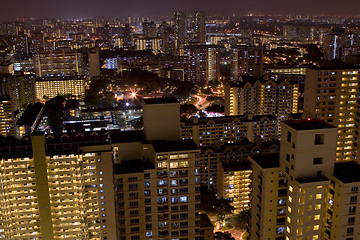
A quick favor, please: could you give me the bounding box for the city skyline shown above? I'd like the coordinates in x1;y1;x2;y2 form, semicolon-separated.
1;0;360;20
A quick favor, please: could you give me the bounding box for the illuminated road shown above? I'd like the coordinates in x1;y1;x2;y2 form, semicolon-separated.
193;95;210;110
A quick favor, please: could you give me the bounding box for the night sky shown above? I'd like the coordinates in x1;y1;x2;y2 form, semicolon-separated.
1;0;360;19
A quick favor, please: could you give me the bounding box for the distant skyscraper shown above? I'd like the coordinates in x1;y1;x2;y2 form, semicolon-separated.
88;47;101;78
183;44;220;84
0;74;36;111
193;11;206;44
231;45;263;79
174;11;187;48
142;20;157;38
158;21;176;55
323;30;360;61
122;24;133;50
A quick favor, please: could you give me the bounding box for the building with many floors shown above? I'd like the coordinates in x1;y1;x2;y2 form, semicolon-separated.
0;132;117;239
231;45;263;79
33;49;85;77
249;118;360;240
0;74;36;111
303;67;360;162
35;75;86;101
181;114;278;147
0;97;15;136
183;44;220;84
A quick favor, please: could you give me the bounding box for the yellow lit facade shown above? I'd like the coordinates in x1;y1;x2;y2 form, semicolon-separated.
304;68;360;162
0;98;15;136
224;78;298;136
218;163;252;214
248;119;360;240
0;134;117;239
327;162;360;240
35;76;85;101
249;152;287;240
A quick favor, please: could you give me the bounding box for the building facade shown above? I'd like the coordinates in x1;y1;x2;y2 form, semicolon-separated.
224;77;299;119
33;49;85;77
0;97;15;136
231;45;263;79
35;75;86;101
303;67;360;162
183;45;220;84
0;133;117;239
0;74;36;111
249;118;360;240
181;115;278;147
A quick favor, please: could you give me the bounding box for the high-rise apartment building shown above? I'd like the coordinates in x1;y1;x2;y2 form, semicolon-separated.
279;120;336;240
142;20;157;38
303;67;360;162
88;47;101;78
0;132;117;239
224;77;299;131
183;44;220;84
33;49;85;77
35;75;86;101
0;74;36;111
133;36;163;54
231;45;263;78
180;114;278;147
218;162;252;214
327;161;360;240
111;98;205;240
199;141;279;191
0;97;15;136
249;152;286;240
122;24;133;50
323;32;360;61
174;11;187;49
249;118;360;240
193;11;206;44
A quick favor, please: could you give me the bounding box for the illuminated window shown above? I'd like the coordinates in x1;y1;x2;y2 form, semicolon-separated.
170;162;178;168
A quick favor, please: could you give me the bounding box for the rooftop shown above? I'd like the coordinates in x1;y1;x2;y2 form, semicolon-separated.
250;153;280;169
283;118;335;131
114;160;154;174
143;98;178;105
333;161;360;183
151;139;199;153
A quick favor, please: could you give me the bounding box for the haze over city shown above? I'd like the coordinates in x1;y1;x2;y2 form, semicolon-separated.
1;0;360;19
